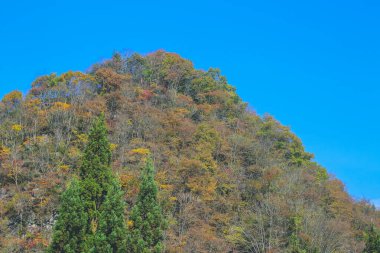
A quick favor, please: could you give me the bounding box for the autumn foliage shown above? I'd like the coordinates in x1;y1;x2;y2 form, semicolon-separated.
0;50;379;252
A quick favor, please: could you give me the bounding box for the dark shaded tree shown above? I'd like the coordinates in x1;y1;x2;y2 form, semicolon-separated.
49;115;126;252
127;158;167;253
364;225;380;253
48;179;88;253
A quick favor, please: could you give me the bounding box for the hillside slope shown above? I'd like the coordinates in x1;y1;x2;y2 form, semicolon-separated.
0;50;379;252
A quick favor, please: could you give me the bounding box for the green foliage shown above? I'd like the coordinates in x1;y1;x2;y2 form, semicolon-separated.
94;180;127;253
0;50;379;252
79;115;114;222
81;114;112;170
48;115;126;252
364;225;380;253
316;166;329;182
127;158;167;253
258;115;313;165
48;179;88;253
288;215;307;253
32;73;59;89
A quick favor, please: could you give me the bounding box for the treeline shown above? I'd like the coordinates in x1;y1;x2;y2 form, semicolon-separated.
0;50;379;252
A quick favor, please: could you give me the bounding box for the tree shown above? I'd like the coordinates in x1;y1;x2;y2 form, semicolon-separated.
127;158;167;253
48;179;88;253
79;114;113;222
364;225;380;253
92;180;127;253
2;50;380;252
48;115;127;252
2;90;22;113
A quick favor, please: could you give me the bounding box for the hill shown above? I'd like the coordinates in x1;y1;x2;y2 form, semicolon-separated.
0;50;379;252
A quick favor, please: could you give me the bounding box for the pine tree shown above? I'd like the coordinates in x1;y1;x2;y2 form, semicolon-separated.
79;114;114;235
127;158;167;253
49;114;126;252
92;180;127;253
364;225;380;253
48;179;88;253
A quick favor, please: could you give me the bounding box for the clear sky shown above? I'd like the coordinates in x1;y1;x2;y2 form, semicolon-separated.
1;0;379;206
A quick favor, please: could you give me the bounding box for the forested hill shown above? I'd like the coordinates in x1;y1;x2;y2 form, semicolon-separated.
0;50;379;252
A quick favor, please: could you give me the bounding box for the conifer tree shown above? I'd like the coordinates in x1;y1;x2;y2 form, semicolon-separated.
79;114;114;234
49;114;126;252
92;180;127;253
127;158;167;253
364;225;380;253
48;179;88;253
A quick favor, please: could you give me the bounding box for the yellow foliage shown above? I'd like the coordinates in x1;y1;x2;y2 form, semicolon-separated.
160;184;174;190
130;148;150;155
0;146;11;156
2;90;22;103
127;220;134;228
90;219;98;233
58;71;95;85
110;143;118;151
225;226;246;245
119;173;137;188
169;196;177;202
37;109;47;117
58;165;70;172
187;176;217;201
76;133;88;144
11;124;22;132
68;146;81;159
52;102;71;111
36;135;49;144
38;197;50;207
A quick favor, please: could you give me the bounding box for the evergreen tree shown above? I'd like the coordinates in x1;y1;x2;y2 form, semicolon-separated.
49;114;126;252
48;179;88;253
127;158;167;253
79;114;114;235
92;180;127;253
364;225;380;253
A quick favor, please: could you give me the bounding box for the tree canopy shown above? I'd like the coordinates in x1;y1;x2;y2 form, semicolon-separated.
0;50;378;252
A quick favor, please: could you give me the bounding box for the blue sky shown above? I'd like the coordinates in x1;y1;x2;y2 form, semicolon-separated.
1;0;379;206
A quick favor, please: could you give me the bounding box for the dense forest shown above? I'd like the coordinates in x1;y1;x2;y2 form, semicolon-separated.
0;50;379;252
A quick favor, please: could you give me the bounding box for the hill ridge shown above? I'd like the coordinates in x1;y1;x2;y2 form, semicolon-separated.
0;50;378;252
